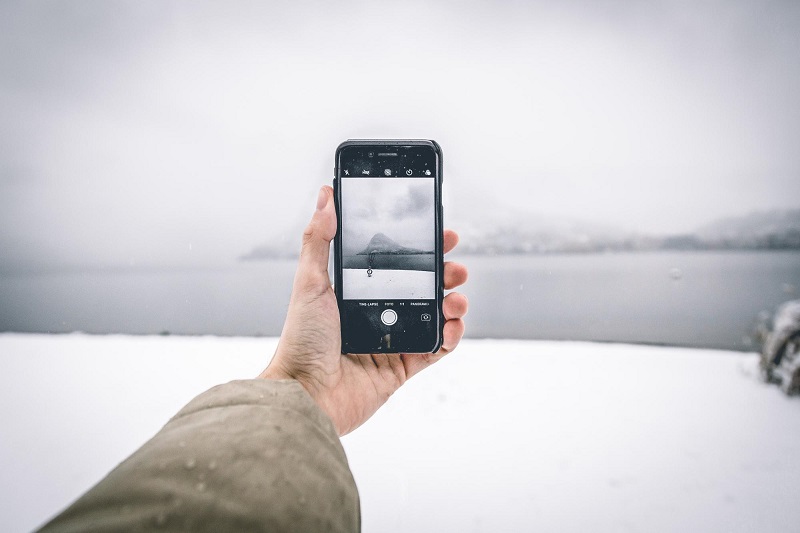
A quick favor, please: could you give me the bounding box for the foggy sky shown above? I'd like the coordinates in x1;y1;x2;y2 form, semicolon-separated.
341;178;435;256
1;0;799;271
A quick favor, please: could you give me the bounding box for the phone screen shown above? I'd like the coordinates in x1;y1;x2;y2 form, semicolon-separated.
336;143;441;353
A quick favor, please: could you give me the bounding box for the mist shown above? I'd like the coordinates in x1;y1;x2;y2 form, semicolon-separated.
1;0;799;272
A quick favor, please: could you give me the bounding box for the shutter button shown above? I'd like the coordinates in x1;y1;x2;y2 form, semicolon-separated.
380;309;398;326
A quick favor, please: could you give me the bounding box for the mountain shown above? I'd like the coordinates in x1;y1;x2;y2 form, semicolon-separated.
357;233;430;255
239;208;800;260
239;243;297;261
239;231;300;261
448;205;633;255
693;209;800;249
452;207;800;255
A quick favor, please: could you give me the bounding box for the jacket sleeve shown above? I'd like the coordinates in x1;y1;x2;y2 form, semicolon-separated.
39;379;360;532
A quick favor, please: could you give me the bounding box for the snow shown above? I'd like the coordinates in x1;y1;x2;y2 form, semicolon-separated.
343;268;435;299
0;334;798;532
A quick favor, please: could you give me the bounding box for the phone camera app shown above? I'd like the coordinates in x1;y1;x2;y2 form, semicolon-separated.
421;313;431;322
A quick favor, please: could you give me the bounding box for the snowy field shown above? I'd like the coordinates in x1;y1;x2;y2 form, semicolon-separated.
343;268;436;299
1;334;798;532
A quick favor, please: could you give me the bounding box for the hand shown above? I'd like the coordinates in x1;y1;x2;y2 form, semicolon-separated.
259;185;469;435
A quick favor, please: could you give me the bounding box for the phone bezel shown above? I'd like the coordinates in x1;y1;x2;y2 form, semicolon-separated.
333;139;444;354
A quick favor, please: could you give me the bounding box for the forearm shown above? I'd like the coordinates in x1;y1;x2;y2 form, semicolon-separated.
39;379;360;532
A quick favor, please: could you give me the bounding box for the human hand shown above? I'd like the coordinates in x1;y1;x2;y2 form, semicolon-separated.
259;185;469;435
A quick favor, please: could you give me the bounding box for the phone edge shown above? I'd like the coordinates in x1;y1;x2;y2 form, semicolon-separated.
333;139;444;355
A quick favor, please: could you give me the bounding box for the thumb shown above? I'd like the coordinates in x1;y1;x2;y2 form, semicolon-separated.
298;186;337;285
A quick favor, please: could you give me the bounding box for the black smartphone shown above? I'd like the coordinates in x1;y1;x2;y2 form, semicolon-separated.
333;139;444;354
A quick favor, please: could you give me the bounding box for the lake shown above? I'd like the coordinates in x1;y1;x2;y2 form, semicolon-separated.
343;253;435;271
1;251;798;350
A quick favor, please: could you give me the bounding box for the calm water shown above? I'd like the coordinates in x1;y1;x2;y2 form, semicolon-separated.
343;253;435;271
462;251;799;350
1;251;798;350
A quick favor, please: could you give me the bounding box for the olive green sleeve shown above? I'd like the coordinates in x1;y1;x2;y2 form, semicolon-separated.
39;379;360;532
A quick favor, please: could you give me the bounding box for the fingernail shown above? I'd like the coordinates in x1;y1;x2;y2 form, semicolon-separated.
316;187;328;211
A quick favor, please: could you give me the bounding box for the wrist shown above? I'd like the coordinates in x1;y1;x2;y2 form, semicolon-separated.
258;364;344;434
257;363;293;381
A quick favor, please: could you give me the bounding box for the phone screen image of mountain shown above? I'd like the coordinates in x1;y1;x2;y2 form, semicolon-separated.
341;177;435;300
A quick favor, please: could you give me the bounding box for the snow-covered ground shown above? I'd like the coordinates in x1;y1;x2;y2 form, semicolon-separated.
343;268;436;299
1;334;798;532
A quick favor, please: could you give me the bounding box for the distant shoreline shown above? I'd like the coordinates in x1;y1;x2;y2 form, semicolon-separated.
240;245;800;261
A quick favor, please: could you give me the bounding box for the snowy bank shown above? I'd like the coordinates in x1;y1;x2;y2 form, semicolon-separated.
0;334;798;532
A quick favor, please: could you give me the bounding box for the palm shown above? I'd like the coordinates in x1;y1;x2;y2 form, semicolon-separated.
274;281;416;435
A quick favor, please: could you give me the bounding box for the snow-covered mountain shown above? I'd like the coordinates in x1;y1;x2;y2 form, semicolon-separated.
450;208;800;254
695;209;800;249
240;208;800;259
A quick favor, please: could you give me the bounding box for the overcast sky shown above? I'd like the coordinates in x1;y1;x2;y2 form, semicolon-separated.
341;178;435;256
1;0;798;270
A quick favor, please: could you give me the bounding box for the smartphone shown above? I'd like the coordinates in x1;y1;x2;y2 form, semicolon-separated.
333;139;444;354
